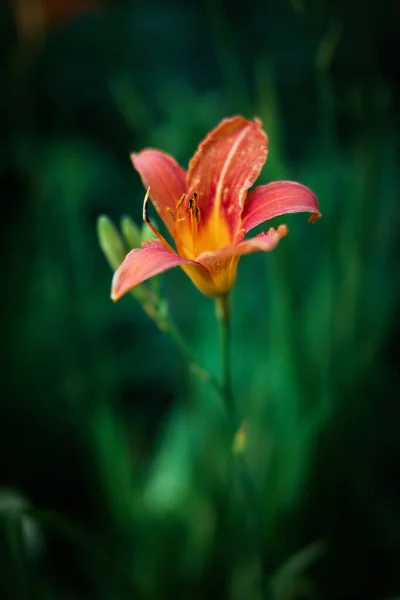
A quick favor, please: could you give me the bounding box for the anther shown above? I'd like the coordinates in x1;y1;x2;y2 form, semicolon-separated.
176;194;185;210
167;207;175;220
195;206;200;224
188;197;194;212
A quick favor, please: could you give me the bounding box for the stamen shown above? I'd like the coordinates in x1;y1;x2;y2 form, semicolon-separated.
188;191;199;214
142;187;175;251
176;194;185;210
174;190;201;257
188;192;199;254
173;193;188;253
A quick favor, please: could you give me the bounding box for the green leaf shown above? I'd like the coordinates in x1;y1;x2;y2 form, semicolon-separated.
271;541;325;600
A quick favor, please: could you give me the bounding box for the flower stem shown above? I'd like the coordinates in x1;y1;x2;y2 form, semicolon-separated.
215;294;271;600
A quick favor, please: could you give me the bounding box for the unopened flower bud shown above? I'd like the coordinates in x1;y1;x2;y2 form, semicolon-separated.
97;215;126;271
120;215;141;249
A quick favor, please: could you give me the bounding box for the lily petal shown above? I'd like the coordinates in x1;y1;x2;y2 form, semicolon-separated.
242;181;321;234
111;240;193;302
186;116;268;238
232;225;289;255
193;226;287;297
198;225;288;264
131;150;186;236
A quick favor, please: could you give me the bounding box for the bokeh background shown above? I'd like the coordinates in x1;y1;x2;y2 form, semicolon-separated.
1;0;400;598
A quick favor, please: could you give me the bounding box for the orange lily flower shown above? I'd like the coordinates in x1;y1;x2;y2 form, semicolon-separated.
112;116;320;300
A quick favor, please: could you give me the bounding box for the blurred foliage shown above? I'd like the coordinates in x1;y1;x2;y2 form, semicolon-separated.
1;0;399;599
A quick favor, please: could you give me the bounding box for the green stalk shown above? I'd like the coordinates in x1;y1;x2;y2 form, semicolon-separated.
215;294;271;600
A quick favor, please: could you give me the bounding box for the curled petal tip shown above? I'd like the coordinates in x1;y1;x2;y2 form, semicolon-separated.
309;212;322;223
277;224;289;237
110;273;120;302
265;224;288;237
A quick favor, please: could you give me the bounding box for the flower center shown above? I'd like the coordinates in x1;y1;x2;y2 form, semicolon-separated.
167;192;230;259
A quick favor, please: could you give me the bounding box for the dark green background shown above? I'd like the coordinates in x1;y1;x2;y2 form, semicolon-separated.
1;1;399;598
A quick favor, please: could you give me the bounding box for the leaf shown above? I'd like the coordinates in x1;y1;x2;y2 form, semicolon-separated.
271;541;325;600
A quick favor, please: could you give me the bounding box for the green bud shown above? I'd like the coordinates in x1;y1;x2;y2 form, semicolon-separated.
97;215;126;271
120;215;141;250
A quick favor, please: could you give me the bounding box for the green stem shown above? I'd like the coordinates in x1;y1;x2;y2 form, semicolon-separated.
215;294;271;600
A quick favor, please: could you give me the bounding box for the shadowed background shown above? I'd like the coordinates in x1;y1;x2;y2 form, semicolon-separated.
1;0;399;598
